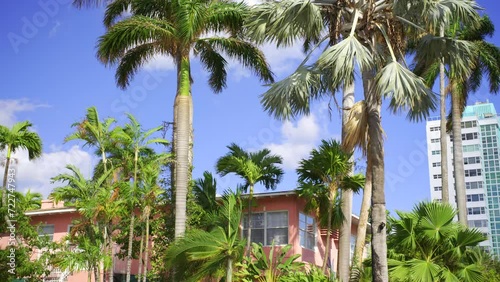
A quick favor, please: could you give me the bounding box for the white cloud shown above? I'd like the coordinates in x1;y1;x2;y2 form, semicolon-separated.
0;99;49;127
263;114;321;170
6;146;94;198
143;54;175;71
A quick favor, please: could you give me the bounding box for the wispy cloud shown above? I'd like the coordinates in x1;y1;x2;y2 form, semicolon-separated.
143;54;175;71
261;104;339;170
0;98;49;127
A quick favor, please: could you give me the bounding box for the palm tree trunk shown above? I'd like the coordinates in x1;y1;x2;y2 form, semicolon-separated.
2;146;12;206
439;26;449;203
353;155;372;269
125;214;135;282
94;267;99;282
101;226;107;282
143;210;151;282
338;83;355;282
226;258;233;282
108;230;114;282
88;268;92;282
452;88;467;225
246;184;254;257
322;186;337;273
174;55;192;239
366;74;388;282
138;228;144;281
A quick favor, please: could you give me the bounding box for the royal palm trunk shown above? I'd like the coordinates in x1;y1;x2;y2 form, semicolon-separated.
174;55;192;239
2;146;11;207
126;149;139;282
452;90;467;225
366;75;388;282
338;83;355;282
439;26;450;203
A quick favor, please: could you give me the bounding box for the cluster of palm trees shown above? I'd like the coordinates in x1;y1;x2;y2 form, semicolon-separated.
49;107;170;282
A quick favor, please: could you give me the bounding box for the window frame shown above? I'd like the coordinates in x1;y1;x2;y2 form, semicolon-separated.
299;212;316;250
243;210;289;246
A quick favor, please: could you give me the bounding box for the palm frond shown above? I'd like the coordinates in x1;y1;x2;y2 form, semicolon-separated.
342;100;368;154
375;61;437;122
260;65;322;120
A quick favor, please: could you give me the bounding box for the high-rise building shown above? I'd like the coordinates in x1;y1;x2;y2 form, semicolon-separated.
427;101;500;255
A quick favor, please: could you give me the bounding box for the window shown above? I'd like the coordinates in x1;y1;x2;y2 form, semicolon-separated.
38;225;55;241
466;181;484;190
299;213;316;250
468;219;489;228
464;156;481;165
243;211;288;245
434;186;442;191
467;194;484;202
430;126;440;132
463;144;480;153
465;169;482;177
433;174;442;179
432;150;441;155
462;132;478;140
431;138;440;143
468;207;486;215
461;121;478;128
432;162;441;167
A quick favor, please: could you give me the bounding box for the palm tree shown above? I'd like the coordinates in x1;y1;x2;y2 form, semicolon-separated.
343;100;371;270
247;1;480;280
111;114;169;282
16;189;42;211
165;192;246;282
0;121;42;207
297;139;363;273
96;0;274;241
50;165;116;282
414;15;500;225
387;201;485;281
65;106;116;173
216;143;283;255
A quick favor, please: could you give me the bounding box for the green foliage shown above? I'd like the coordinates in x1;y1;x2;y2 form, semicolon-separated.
235;243;305;282
387;201;486;282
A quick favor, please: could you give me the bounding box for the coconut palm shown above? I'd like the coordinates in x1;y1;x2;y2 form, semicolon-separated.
216;143;283;255
110;114;169;282
247;1;480;280
387;201;485;281
165;192;246;282
297;139;363;273
0;121;42;207
414;15;500;225
96;0;274;241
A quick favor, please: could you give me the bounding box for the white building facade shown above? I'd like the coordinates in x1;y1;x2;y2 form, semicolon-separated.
427;102;500;255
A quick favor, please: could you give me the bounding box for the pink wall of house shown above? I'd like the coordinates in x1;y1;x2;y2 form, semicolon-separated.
249;191;365;274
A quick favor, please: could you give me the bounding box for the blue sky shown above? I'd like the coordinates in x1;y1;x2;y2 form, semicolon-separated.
2;0;500;215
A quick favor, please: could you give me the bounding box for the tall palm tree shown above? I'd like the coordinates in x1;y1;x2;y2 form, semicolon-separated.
297;139;363;273
388;201;485;281
111;113;169;282
96;0;274;240
17;189;42;211
165;192;246;282
343;100;371;270
0;121;42;206
414;15;500;225
216;143;283;255
247;1;480;280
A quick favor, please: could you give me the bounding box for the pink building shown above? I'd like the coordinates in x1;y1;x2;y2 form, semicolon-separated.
0;191;367;281
244;191;367;272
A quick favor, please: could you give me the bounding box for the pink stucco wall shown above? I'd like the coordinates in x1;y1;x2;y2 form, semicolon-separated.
249;192;363;273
